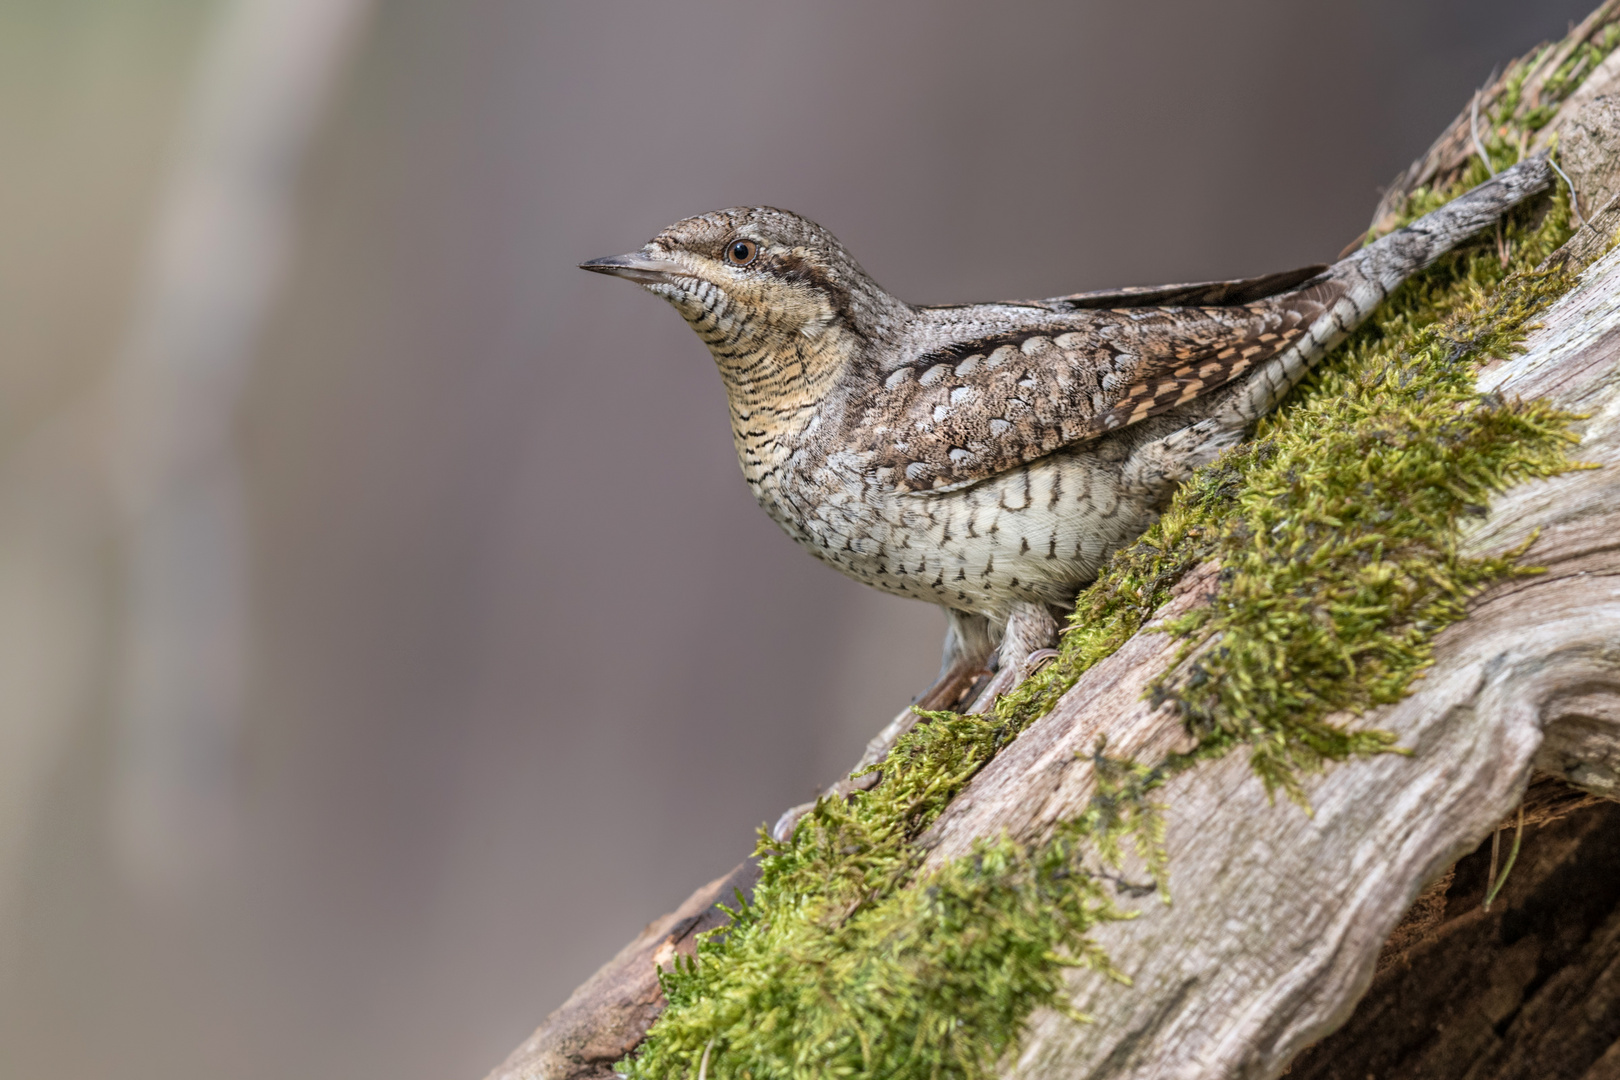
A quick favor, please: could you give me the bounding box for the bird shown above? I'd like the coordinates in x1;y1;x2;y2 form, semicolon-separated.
581;158;1551;713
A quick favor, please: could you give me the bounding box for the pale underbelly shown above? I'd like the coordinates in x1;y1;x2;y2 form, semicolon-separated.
785;447;1163;619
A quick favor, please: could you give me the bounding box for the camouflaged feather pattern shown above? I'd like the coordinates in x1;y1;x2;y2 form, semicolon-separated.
585;158;1553;625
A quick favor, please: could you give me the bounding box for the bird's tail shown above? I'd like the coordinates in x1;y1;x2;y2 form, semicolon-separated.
1350;154;1554;292
1220;154;1554;427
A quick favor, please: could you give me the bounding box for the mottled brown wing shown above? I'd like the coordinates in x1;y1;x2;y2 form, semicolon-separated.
857;279;1343;494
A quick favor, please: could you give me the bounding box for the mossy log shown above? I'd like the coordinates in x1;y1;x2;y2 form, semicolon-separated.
488;11;1620;1080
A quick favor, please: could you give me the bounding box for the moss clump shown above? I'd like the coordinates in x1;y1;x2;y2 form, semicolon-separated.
622;26;1610;1080
1158;232;1580;802
632;732;1165;1080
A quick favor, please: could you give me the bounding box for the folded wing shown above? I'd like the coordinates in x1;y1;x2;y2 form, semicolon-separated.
854;271;1344;494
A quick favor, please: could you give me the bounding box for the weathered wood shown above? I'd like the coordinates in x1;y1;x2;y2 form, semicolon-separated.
484;861;758;1080
1286;797;1620;1080
1368;0;1620;236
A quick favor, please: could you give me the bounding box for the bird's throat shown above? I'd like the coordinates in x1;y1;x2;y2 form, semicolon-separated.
714;328;853;493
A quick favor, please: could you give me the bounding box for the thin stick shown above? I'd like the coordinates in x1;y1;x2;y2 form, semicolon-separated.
1484;805;1526;912
1471;91;1498;177
1486;826;1502;910
1549;155;1586;226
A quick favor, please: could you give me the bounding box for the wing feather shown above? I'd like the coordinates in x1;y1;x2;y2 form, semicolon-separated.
1040;263;1329;309
852;275;1344;494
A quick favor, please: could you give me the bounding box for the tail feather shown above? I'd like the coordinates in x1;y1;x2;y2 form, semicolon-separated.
1220;155;1553;427
1353;154;1553;292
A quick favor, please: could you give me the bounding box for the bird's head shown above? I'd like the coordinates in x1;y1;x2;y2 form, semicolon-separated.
581;207;906;383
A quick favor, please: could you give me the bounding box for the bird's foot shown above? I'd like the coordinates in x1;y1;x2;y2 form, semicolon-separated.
952;601;1062;714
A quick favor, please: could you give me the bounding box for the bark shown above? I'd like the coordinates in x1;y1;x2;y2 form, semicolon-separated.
487;14;1620;1080
488;861;758;1080
1285;788;1620;1080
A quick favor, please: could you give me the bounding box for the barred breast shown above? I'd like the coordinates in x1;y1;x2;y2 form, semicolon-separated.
743;409;1189;621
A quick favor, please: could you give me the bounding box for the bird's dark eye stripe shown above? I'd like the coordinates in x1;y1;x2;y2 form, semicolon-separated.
726;238;758;266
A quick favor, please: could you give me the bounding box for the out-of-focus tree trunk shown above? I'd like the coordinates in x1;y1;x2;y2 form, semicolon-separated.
106;0;375;895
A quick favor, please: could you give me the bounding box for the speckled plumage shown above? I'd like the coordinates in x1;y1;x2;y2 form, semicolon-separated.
583;159;1551;682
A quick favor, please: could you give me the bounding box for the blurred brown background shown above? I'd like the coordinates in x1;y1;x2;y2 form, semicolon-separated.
0;2;1595;1078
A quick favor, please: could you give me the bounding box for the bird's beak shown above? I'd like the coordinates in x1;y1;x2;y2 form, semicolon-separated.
578;251;682;285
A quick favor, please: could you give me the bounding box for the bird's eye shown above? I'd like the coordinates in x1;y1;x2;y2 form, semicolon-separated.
726;238;759;266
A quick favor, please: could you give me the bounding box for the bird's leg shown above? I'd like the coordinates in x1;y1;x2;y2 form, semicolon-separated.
770;609;994;841
771;603;1071;840
961;600;1063;713
771;605;1075;841
770;603;1075;840
924;608;998;709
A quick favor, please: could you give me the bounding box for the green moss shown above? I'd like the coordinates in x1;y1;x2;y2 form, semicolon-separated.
631;729;1166;1080
1161;241;1579;802
622;22;1611;1080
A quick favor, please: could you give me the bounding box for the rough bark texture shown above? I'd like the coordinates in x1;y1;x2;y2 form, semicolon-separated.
1286;792;1620;1080
486;17;1620;1080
